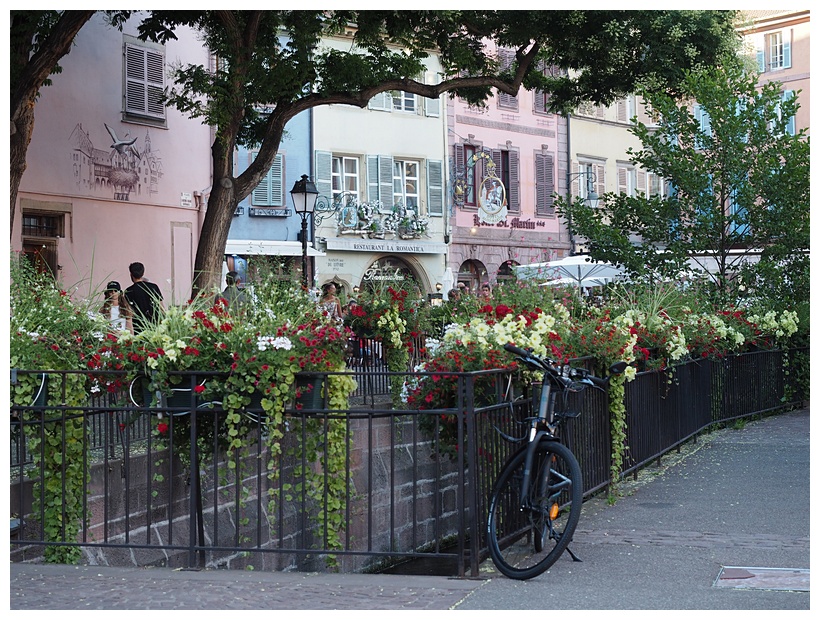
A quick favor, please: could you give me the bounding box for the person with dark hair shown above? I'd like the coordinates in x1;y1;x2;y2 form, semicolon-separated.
217;270;248;309
124;262;163;334
100;280;133;333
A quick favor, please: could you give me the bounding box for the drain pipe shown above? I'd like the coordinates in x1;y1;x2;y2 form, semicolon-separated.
565;112;576;256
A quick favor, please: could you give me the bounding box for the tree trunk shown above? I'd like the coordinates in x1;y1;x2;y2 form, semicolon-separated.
10;10;95;236
10;102;35;237
193;181;237;297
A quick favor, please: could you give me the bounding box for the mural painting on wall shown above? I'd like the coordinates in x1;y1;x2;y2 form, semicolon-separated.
69;122;163;201
329;193;429;240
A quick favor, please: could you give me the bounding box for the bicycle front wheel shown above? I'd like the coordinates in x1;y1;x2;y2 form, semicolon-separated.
486;439;583;580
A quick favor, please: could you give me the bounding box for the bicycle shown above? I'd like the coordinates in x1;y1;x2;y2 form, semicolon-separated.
486;343;627;580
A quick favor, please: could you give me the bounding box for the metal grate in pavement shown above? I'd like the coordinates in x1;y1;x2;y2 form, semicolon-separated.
714;566;809;592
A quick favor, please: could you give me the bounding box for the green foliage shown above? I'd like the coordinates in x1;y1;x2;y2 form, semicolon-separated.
125;10;739;291
558;63;809;309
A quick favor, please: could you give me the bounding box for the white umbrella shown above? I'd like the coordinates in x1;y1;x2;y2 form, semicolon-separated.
516;255;624;288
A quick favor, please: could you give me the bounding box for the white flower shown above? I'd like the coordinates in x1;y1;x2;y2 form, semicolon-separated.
272;336;292;350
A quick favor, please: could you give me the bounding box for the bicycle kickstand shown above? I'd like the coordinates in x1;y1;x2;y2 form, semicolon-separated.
565;546;582;562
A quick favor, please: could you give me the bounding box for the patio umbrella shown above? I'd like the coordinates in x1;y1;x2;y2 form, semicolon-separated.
515;255;624;288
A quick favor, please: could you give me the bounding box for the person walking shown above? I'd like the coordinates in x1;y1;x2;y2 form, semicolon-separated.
124;262;163;335
100;281;133;333
217;270;248;310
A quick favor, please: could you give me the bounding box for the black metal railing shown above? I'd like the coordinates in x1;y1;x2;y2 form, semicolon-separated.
9;348;806;576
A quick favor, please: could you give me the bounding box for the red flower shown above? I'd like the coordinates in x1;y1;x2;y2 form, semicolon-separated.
157;422;169;435
194;385;205;394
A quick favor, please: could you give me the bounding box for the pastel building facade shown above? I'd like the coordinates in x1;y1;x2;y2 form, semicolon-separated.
13;13;213;304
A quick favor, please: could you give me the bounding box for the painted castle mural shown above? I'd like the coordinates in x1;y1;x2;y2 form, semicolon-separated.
69;122;163;201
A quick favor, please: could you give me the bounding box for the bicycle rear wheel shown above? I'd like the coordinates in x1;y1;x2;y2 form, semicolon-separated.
486;439;583;580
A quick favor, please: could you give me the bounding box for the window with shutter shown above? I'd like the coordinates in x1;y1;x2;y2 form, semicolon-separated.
491;149;519;214
125;42;165;121
781;90;796;136
315;151;333;200
535;152;555;217
497;48;519;110
365;155;394;207
251;153;285;206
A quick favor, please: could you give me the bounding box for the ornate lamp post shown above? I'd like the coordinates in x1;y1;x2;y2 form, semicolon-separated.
290;174;319;288
565;170;599;255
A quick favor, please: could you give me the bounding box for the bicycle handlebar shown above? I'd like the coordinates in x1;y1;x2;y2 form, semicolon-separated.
503;343;628;388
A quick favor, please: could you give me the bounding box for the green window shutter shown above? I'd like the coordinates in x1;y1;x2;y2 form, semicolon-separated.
426;160;443;215
783;37;792;68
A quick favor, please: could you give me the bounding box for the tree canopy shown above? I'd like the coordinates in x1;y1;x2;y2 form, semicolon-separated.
11;10;741;294
557;61;809;308
127;10;739;294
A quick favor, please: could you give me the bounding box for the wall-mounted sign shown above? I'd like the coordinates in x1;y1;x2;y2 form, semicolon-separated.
477;175;507;224
325;238;447;254
180;192;193;207
249;207;291;217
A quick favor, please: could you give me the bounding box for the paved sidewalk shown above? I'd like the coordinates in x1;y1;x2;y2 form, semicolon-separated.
9;408;811;611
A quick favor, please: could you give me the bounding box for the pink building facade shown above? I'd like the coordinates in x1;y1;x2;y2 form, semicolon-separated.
12;13;213;305
446;44;568;293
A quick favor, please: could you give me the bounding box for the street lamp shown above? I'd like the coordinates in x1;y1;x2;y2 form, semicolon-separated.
290;174;319;288
565;170;599;255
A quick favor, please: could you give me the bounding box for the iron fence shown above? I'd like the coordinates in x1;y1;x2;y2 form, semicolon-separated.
9;348;806;576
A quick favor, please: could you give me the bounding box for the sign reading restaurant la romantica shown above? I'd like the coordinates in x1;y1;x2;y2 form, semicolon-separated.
325;238;448;254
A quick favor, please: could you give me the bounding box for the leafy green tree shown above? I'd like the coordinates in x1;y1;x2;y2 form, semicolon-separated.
10;10;96;234
127;10;738;294
557;62;809;307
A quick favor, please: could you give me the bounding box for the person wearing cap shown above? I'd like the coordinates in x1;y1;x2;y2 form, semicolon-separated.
100;281;133;333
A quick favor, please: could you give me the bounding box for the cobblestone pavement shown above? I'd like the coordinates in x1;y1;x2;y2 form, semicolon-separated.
9;564;483;610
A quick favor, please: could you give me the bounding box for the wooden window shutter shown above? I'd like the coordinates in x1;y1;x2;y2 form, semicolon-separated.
636;169;647;196
250;153;284;206
617;99;627;122
314;151;333;199
378;155;394;206
618;167;628;195
125;43;165;119
455;143;466;176
594;163;605;197
426;160;443;215
367;155;380;203
535;152;555;216
571;161;580;197
251;152;269;206
508;150;520;213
